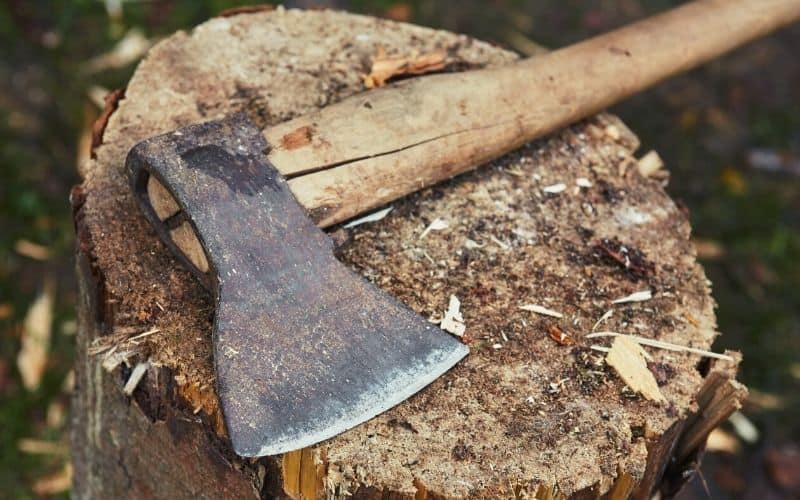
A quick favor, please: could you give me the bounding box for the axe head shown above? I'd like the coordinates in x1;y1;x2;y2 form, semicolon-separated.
125;113;468;457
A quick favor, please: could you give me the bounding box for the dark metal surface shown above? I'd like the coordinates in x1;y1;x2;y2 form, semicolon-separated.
125;113;468;457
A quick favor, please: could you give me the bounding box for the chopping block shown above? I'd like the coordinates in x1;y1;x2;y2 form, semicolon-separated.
71;7;746;499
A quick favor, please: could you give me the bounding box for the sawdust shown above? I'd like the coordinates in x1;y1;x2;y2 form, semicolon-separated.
75;7;725;498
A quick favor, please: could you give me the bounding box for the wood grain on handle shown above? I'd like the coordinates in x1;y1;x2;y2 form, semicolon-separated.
263;0;800;227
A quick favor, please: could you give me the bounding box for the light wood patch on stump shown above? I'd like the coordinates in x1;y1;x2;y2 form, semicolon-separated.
72;7;745;499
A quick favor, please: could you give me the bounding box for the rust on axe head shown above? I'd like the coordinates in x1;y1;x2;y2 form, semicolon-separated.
125;113;468;457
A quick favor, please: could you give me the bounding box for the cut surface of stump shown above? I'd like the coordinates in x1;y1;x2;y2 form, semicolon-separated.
72;7;745;499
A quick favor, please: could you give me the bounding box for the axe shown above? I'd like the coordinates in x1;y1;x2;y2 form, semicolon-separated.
125;0;800;457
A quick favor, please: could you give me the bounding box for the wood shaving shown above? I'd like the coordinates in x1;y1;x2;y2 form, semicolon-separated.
605;336;666;402
363;47;448;88
343;206;393;228
519;304;563;318
440;295;466;337
587;332;734;360
123;361;150;396
612;290;652;304
17;281;54;391
637;150;664;178
542;183;566;194
419;217;449;239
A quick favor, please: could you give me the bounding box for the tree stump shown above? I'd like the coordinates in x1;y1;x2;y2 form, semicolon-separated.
71;7;746;499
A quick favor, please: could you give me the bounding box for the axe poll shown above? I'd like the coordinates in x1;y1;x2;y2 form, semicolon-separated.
126;0;800;457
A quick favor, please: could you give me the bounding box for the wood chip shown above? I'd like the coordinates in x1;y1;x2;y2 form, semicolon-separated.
363;47;448;88
542;183;566;194
519;304;563;318
612;290;652;304
17;282;54;391
419;217;449;239
343;206;393;228
637;150;664;178
605;336;666;402
123;361;150;396
440;295;466;337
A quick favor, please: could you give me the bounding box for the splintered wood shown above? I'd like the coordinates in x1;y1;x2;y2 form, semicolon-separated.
363;47;448;88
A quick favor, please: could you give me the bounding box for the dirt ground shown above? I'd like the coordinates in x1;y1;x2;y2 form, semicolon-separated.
1;1;798;497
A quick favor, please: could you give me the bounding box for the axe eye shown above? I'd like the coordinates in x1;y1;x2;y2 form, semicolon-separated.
137;170;211;279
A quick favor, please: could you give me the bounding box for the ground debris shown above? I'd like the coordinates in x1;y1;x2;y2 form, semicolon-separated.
17;281;54;391
439;295;466;337
594;238;655;279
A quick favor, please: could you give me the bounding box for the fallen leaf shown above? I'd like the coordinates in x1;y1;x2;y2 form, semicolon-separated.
440;295;466;337
32;463;72;495
14;239;51;260
765;445;800;492
85;28;152;73
17;282;54;391
364;47;448;88
605;336;665;402
0;303;13;320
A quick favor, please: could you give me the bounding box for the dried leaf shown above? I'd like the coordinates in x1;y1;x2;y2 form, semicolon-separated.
519;304;563;318
440;295;466;337
605;336;666;402
637;150;664;178
17;282;54;391
364;47;448;88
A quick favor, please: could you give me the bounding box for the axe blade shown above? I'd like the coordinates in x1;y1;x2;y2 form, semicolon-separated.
126;113;468;457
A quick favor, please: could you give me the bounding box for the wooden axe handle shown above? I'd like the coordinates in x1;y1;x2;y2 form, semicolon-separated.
263;0;800;228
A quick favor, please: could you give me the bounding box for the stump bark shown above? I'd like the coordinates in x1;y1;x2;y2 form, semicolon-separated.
71;7;746;499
